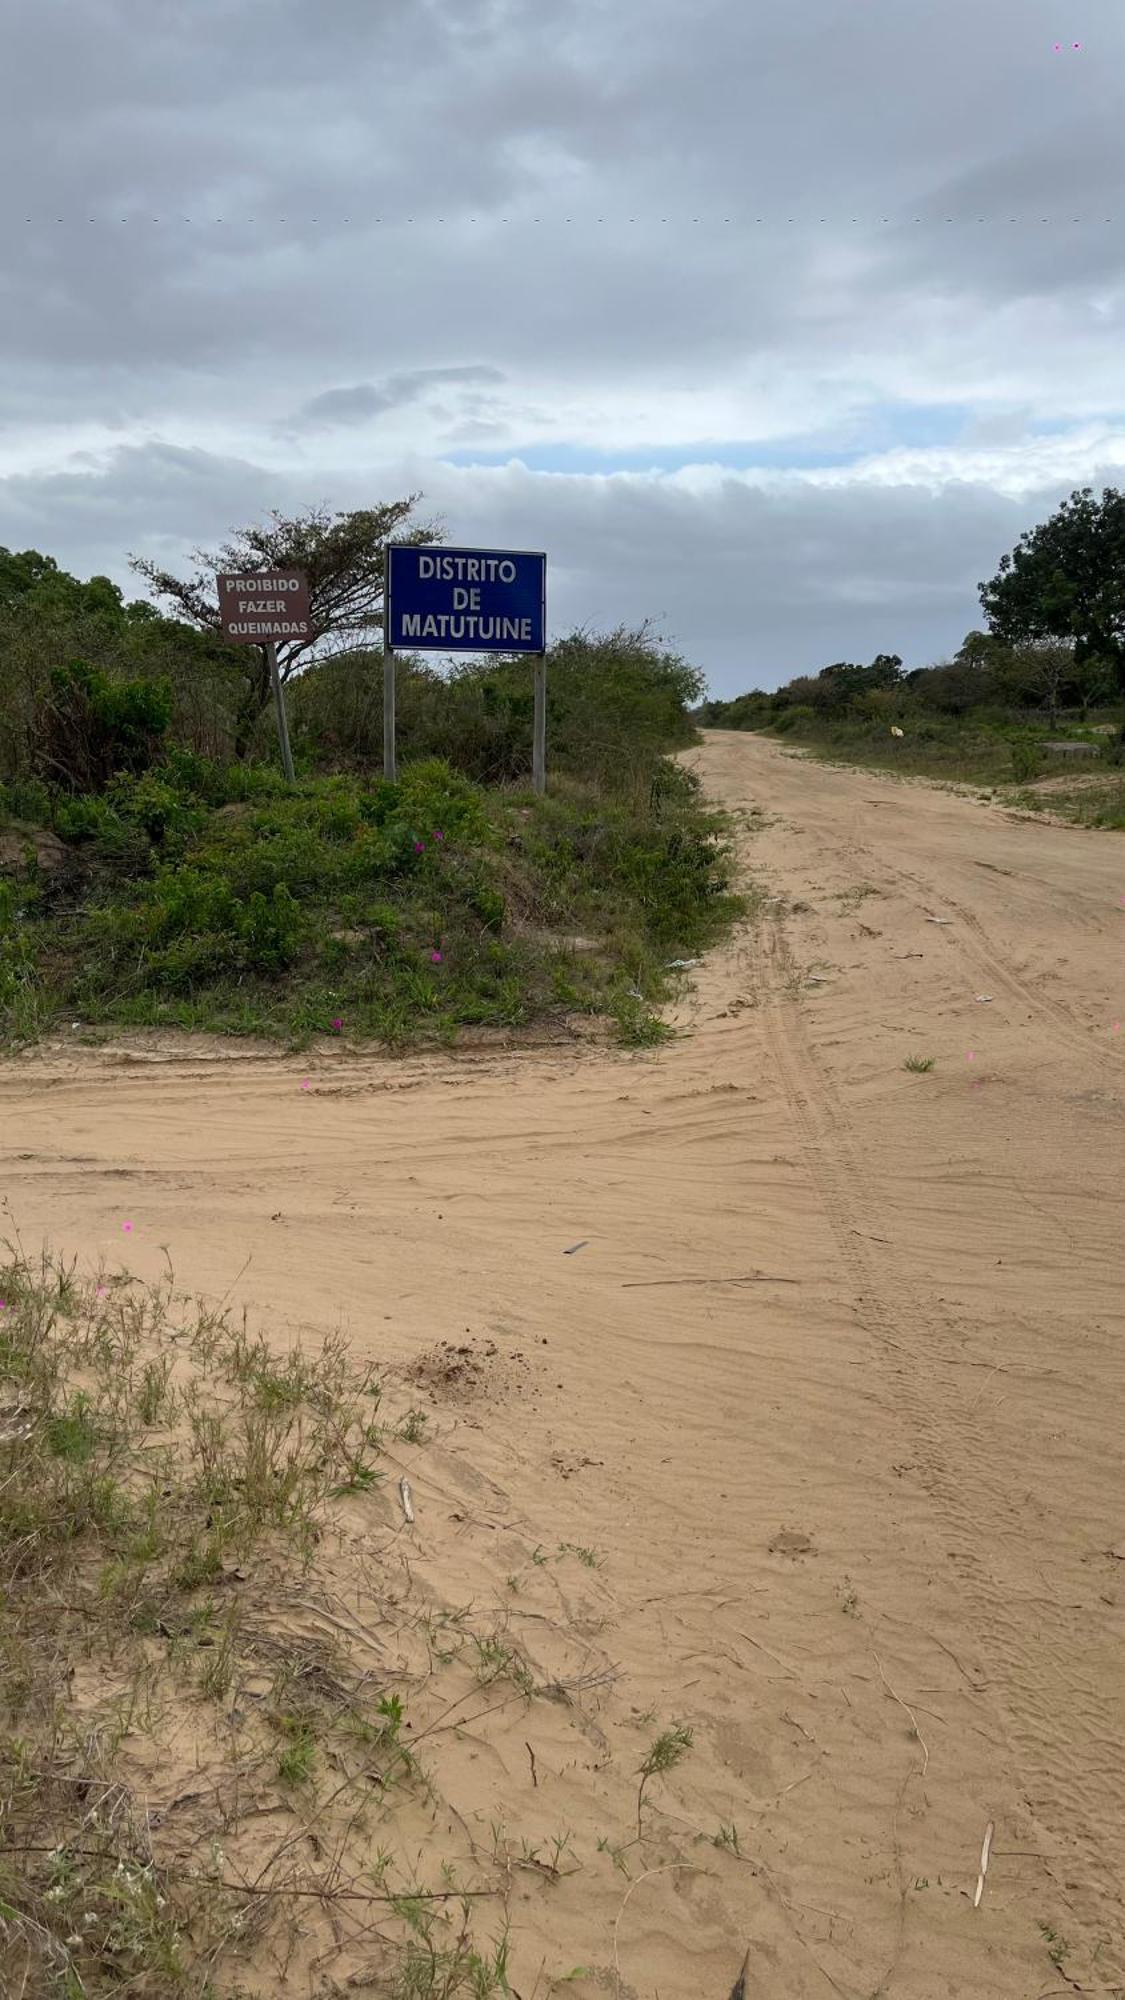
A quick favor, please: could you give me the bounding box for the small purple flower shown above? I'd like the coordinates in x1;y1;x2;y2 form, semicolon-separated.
433;829;445;843
123;1220;133;1233
0;1301;5;1312
413;840;425;854
332;1017;343;1033
431;949;443;964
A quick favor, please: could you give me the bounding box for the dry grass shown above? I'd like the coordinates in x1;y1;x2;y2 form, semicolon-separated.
0;1242;527;1997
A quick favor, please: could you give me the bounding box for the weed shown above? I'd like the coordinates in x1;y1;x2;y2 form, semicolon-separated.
330;1454;383;1497
472;1634;534;1696
1038;1922;1069;1970
903;1055;935;1073
713;1822;741;1854
612;996;673;1048
596;1834;633;1877
276;1720;317;1786
44;1392;99;1463
637;1723;694;1837
557;1541;604;1570
389;1916;513;1998
837;882;882;909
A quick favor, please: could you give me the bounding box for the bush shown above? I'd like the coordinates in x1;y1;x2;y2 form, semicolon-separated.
1010;734;1045;782
40;660;173;792
773;705;816;733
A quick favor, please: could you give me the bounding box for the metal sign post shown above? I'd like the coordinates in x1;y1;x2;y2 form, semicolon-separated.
267;640;296;782
385;543;547;790
532;653;547;797
383;643;397;782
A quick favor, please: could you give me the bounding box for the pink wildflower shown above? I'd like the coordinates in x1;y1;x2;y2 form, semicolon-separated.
431;949;443;964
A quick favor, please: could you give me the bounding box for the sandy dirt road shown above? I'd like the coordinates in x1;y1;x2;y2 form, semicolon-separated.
2;731;1123;1998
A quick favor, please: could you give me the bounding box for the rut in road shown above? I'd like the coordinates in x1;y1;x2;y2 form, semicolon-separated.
759;907;1125;1979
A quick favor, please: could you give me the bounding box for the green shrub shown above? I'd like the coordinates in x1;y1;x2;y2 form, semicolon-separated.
54;794;115;843
103;771;205;849
42;660;173;792
0;776;53;826
1010;734;1045;782
773;705;816;733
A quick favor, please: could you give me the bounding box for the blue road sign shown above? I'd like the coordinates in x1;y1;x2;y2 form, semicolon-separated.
385;544;546;654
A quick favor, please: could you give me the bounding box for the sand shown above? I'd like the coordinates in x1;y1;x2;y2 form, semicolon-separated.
2;729;1123;1997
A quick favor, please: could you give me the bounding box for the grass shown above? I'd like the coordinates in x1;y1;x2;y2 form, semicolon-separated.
0;752;741;1054
636;1724;694;1838
903;1056;935;1073
1009;776;1125;829
0;1241;569;1997
1;1241;709;1994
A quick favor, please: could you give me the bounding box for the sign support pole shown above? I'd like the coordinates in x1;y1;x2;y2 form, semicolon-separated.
267;641;296;784
532;651;547;797
383;643;397;782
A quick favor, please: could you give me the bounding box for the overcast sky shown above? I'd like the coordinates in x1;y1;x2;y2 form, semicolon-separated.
1;0;1122;695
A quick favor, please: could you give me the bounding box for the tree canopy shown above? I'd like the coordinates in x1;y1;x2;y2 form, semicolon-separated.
127;498;442;752
978;485;1125;694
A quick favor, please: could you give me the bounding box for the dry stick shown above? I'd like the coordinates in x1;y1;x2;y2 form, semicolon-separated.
1034;1989;1125;1999
874;1653;930;1778
973;1819;994;1908
622;1274;801;1289
613;1862;701;1993
289;1596;384;1658
739;1629;800;1678
0;1846;498;1905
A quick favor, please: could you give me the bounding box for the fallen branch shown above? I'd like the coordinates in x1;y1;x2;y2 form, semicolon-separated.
622;1274;800;1289
874;1653;930;1779
0;1846;499;1906
613;1862;703;1993
973;1819;994;1908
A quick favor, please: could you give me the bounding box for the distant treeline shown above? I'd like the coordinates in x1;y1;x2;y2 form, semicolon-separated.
696;632;1119;736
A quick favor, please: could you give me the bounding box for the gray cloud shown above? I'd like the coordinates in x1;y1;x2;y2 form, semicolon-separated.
0;0;1122;692
288;366;506;433
5;438;1124;692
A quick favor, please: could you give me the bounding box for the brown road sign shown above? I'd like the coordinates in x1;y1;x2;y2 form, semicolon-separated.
218;570;312;643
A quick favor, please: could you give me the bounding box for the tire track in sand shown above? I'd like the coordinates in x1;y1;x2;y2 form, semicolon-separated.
757;910;1125;1981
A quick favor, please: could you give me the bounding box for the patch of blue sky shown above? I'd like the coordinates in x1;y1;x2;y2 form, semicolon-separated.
1025;415;1110;436
440;403;982;476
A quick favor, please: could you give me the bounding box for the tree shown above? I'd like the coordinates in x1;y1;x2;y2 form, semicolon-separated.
1002;638;1077;724
128;498;441;757
910;656;993;716
979;486;1125;699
